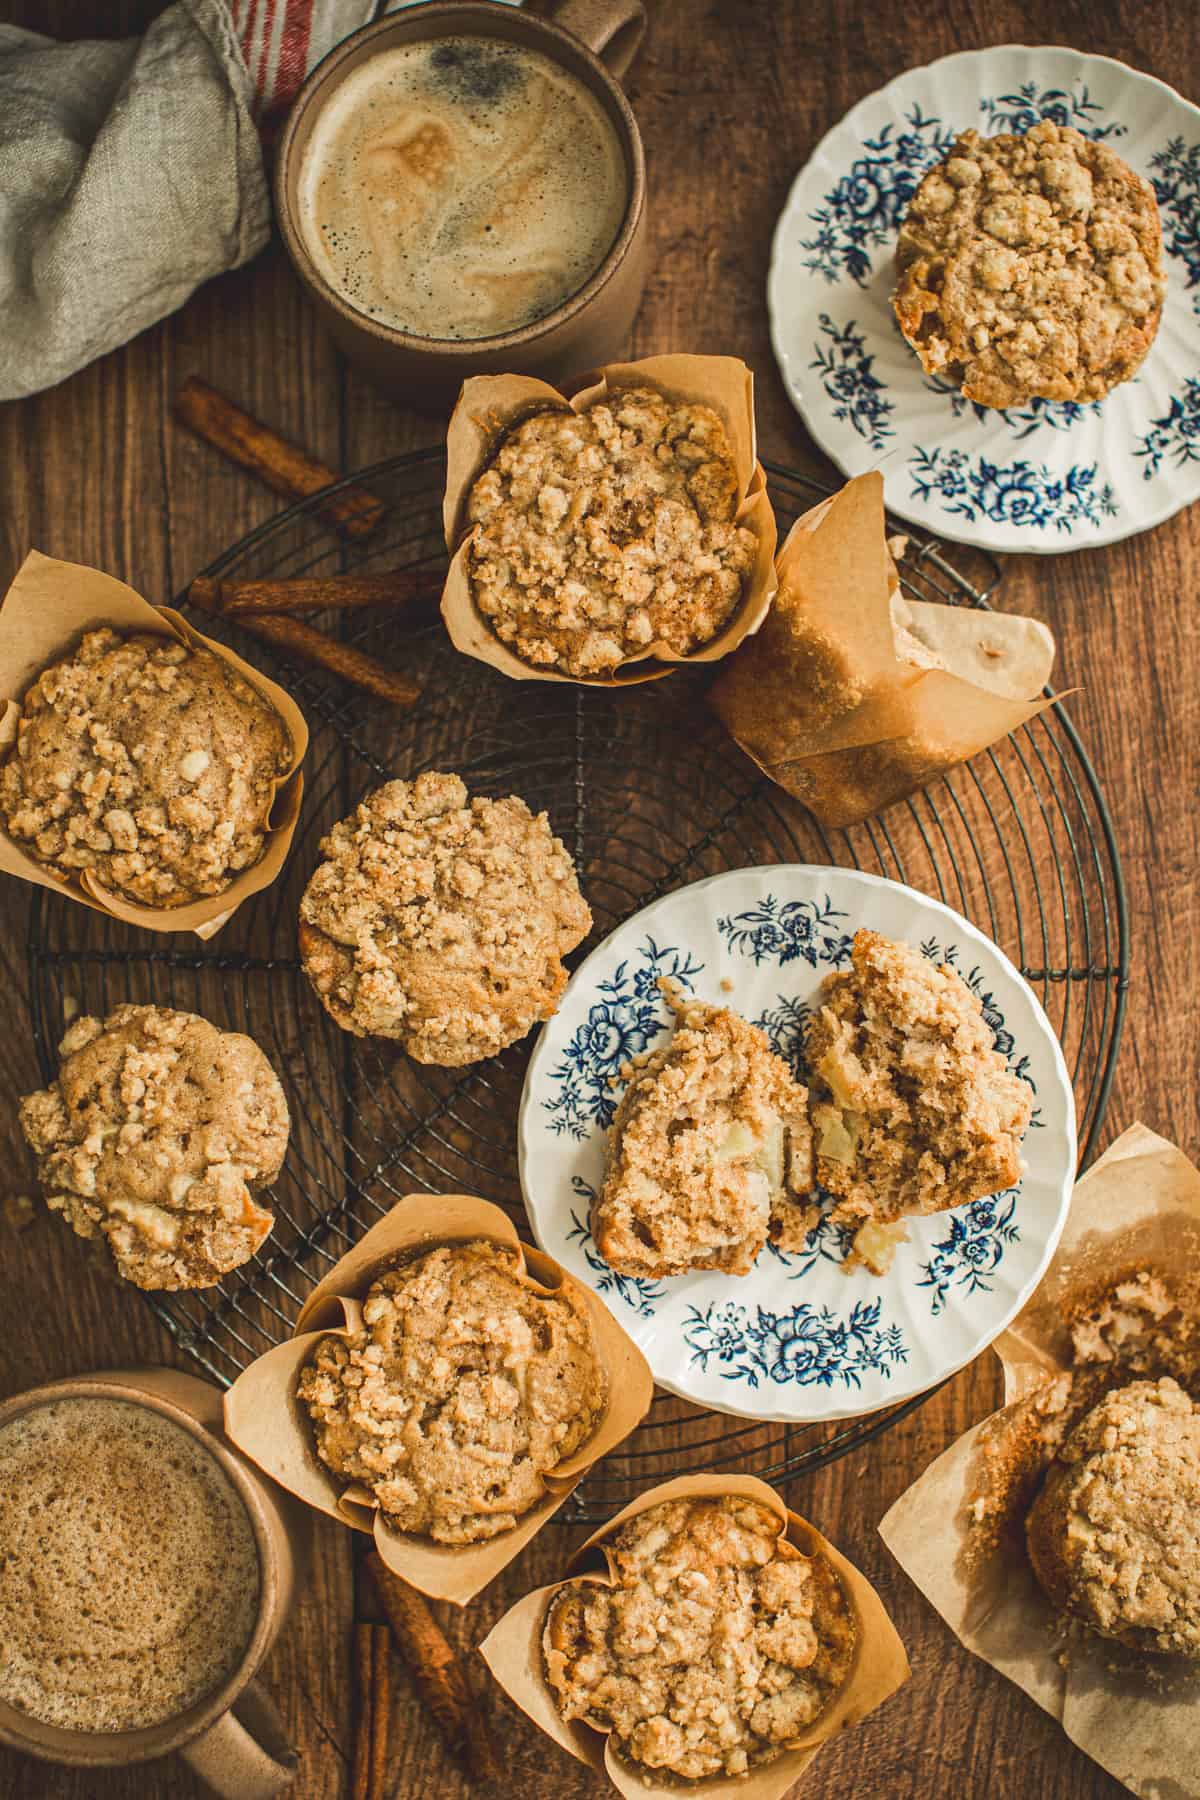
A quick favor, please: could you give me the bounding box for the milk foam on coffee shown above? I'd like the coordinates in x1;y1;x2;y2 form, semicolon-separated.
298;37;628;340
0;1398;259;1733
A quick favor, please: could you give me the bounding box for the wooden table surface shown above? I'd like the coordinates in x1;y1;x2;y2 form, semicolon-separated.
1;2;1195;1796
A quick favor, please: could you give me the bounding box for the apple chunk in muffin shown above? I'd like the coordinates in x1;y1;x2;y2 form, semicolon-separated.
592;985;815;1279
807;930;1032;1273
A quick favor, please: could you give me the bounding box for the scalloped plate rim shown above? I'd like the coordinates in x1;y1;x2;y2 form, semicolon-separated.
518;864;1077;1425
768;43;1200;556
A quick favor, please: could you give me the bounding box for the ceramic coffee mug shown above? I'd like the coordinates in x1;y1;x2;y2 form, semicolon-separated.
275;0;648;401
0;1368;304;1799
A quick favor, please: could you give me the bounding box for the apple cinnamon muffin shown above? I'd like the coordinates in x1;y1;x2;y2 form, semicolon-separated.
593;986;815;1279
543;1495;856;1780
298;1241;604;1544
298;771;590;1063
808;930;1032;1273
1026;1377;1200;1658
18;1004;288;1289
0;628;292;907
893;120;1164;409
465;388;757;677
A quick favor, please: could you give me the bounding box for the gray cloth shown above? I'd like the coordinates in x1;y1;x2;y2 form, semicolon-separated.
0;0;269;401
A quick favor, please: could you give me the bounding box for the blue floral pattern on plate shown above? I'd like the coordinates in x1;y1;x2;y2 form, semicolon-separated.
909;447;1118;531
768;47;1200;552
519;865;1076;1424
565;1178;665;1319
810;315;895;451
976;81;1126;139
717;893;854;969
799;105;955;285
921;375;1105;441
543;936;703;1139
684;1296;908;1391
918;1191;1022;1315
1134;376;1200;476
1149;138;1200;314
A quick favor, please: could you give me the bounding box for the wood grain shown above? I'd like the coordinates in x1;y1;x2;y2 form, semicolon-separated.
0;2;1195;1797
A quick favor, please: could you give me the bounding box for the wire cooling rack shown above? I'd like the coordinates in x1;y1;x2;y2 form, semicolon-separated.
26;452;1129;1518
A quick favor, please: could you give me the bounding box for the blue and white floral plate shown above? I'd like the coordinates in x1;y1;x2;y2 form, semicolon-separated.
518;866;1075;1424
768;45;1200;554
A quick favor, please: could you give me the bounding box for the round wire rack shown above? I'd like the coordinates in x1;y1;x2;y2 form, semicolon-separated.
26;452;1129;1519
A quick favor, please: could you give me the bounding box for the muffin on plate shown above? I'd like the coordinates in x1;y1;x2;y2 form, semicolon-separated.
543;1494;856;1781
1026;1376;1200;1658
807;930;1033;1273
593;985;815;1279
893;120;1165;408
0;628;293;908
297;1240;604;1544
18;1004;289;1289
465;388;757;678
298;771;591;1063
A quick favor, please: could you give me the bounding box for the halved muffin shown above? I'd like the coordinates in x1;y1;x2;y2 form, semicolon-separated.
808;929;1032;1273
592;986;815;1279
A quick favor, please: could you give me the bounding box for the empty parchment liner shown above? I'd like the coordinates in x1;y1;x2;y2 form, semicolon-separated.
440;353;778;688
480;1471;909;1799
0;550;308;938
881;1124;1200;1799
224;1194;654;1605
710;471;1063;827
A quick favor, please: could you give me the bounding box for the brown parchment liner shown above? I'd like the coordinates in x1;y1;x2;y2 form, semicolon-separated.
710;472;1065;828
480;1471;909;1799
223;1194;654;1606
440;355;779;688
0;551;308;939
880;1124;1200;1799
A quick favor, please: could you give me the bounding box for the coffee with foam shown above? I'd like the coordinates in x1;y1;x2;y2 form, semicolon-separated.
0;1398;260;1733
297;37;629;341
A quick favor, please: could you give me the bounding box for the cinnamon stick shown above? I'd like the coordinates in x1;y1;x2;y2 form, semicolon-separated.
174;376;384;540
189;581;421;708
351;1621;391;1800
367;1552;502;1789
191;570;439;618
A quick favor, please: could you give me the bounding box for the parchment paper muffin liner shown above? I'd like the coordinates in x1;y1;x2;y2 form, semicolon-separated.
0;551;308;938
710;472;1063;827
223;1194;654;1605
880;1124;1200;1799
480;1471;909;1798
440;354;778;688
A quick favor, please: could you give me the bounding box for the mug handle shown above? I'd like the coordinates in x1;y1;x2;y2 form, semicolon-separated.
180;1679;299;1800
553;0;646;82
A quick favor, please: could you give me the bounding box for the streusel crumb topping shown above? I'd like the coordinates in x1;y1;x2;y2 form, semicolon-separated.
894;120;1164;408
543;1496;855;1780
593;985;815;1280
298;772;591;1063
18;1004;288;1290
465;389;756;676
808;930;1032;1274
1026;1377;1200;1658
0;628;292;908
298;1241;604;1544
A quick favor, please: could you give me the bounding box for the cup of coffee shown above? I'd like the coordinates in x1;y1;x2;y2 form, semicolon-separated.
0;1369;303;1798
275;0;648;401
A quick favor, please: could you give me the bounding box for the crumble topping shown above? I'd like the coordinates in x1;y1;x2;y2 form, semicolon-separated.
298;771;591;1063
1025;1377;1200;1658
894;120;1164;408
465;389;756;676
543;1495;856;1780
0;628;292;907
297;1241;604;1544
808;930;1032;1273
18;1005;288;1289
593;985;815;1279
